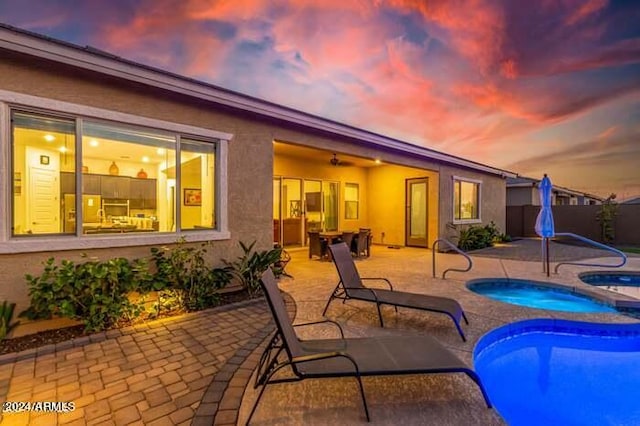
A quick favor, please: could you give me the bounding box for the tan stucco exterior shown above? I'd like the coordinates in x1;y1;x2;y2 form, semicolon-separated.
0;50;508;312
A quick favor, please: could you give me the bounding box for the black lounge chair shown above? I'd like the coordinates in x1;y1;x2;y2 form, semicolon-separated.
323;242;469;341
246;269;491;424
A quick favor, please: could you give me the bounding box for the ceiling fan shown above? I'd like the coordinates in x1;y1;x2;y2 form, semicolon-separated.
330;153;353;167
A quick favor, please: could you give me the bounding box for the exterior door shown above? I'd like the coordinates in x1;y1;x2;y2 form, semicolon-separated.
405;178;428;247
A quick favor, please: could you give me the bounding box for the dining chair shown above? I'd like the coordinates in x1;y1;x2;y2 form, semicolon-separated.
354;229;369;258
340;231;354;251
307;231;328;260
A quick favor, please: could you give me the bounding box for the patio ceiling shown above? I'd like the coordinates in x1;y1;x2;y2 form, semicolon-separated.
273;141;381;168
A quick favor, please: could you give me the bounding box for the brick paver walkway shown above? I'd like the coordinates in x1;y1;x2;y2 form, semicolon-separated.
0;299;275;425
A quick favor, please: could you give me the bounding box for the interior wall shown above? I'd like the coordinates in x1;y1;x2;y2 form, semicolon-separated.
367;165;439;247
274;154;370;232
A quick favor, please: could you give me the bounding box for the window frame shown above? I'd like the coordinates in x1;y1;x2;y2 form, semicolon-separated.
0;90;232;254
452;175;482;224
344;182;359;220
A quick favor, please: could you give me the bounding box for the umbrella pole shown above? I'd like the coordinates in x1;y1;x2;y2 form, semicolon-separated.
546;237;550;277
541;238;546;273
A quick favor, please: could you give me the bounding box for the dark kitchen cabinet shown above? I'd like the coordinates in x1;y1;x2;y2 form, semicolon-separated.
100;175;130;199
60;172;75;194
82;174;101;195
60;172;101;194
129;178;157;209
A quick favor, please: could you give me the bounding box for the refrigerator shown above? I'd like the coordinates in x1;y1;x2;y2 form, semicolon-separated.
63;194;102;233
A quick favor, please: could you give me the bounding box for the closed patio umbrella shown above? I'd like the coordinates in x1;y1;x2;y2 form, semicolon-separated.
535;174;555;276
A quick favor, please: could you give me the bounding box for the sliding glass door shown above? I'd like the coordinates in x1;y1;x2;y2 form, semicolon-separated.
273;177;340;247
323;181;339;231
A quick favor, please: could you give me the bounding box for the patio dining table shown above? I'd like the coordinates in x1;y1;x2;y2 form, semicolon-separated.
319;231;346;242
318;231;354;260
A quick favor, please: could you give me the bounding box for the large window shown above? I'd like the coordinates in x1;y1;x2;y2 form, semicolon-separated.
11;109;218;237
12;112;76;235
180;138;216;230
453;177;480;222
344;183;359;220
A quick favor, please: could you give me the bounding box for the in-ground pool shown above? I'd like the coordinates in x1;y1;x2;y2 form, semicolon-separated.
474;319;640;426
467;278;618;313
580;271;640;299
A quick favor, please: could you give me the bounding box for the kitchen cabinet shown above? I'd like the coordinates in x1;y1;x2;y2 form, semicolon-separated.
60;172;75;194
100;175;130;199
60;172;101;194
129;178;157;209
82;174;101;195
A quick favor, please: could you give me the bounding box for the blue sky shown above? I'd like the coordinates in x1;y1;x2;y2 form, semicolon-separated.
1;0;639;198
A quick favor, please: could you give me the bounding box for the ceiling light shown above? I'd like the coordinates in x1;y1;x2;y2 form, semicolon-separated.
142;156;150;163
374;159;382;164
89;139;99;147
156;148;165;155
59;146;67;153
44;134;55;142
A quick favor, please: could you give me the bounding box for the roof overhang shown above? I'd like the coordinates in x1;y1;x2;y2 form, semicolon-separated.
0;24;517;178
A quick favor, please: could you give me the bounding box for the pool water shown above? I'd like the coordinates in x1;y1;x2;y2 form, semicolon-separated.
467;278;617;313
475;319;640;426
580;271;640;299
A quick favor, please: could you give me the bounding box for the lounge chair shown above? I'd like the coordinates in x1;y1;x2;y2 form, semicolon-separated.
323;242;469;341
246;268;491;424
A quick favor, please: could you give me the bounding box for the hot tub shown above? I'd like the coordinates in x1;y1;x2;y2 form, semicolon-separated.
467;278;617;313
579;271;640;299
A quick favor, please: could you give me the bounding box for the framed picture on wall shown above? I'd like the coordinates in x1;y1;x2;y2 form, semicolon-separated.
183;188;202;206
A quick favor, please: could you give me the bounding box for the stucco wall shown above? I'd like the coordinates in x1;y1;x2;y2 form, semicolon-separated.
0;52;274;312
439;165;507;242
367;165;439;247
0;51;507;312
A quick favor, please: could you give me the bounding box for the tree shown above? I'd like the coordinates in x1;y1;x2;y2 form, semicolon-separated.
596;193;617;244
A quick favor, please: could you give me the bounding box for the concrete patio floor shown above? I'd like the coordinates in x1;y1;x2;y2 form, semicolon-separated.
1;239;639;425
238;240;640;425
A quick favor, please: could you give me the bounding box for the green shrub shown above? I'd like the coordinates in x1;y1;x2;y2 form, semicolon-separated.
223;241;283;297
457;221;505;251
150;239;232;312
596;194;617;243
21;256;150;332
0;301;19;340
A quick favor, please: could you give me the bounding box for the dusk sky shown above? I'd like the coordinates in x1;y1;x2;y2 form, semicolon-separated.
2;0;639;198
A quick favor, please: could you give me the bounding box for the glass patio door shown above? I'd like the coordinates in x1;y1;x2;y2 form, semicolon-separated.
406;177;428;247
323;181;339;231
304;180;322;241
280;178;303;246
274;177;341;247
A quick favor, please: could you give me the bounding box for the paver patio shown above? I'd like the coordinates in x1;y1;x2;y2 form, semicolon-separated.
1;239;638;425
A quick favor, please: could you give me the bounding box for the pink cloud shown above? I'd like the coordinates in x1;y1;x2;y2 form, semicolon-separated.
1;0;637;196
565;0;608;26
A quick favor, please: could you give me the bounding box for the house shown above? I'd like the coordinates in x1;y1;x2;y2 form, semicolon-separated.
620;196;640;205
0;23;516;311
507;177;603;206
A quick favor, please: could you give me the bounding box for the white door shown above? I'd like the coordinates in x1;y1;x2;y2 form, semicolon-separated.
27;148;60;234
